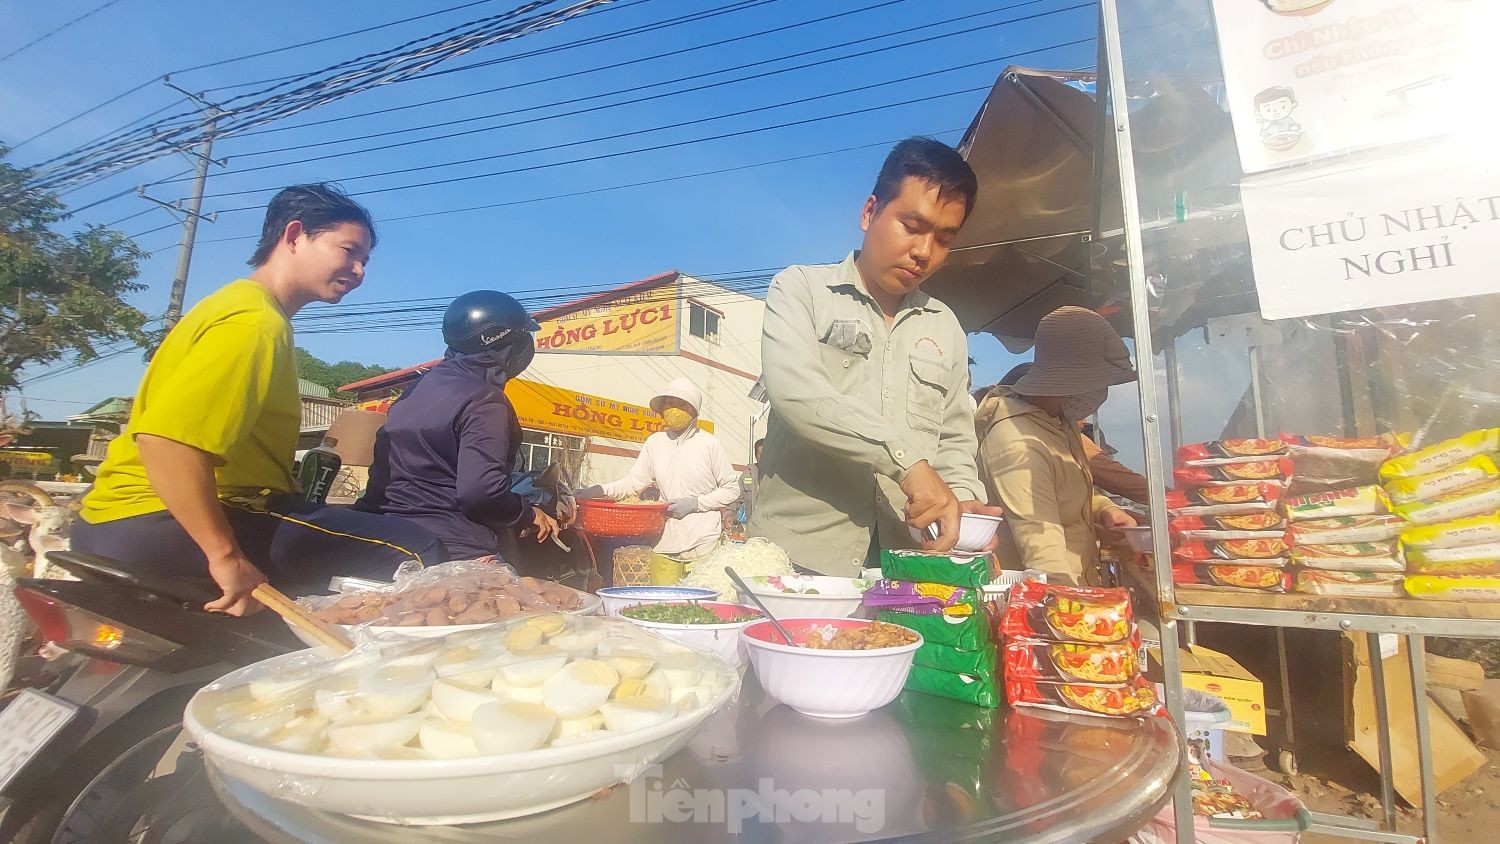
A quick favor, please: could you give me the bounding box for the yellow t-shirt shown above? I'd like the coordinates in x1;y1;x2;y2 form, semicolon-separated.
81;280;300;523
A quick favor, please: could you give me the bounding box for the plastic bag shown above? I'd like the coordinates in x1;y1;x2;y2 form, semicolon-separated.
1131;754;1307;844
1379;428;1500;481
1004;635;1140;685
999;581;1133;644
299;559;589;628
1287;515;1405;545
1284;485;1391;522
905;664;999;708
1401;513;1500;549
878;549;993;588
1385;455;1500;504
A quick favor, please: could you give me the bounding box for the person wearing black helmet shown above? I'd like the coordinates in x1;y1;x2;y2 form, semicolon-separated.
358;290;560;559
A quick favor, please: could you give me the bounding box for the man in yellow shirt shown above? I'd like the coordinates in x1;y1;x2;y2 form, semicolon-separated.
73;184;443;615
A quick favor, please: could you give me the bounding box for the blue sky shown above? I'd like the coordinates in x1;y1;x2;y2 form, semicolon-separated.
3;0;1099;430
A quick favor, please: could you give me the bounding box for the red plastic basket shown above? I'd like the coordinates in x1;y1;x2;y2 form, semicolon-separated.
577;500;669;537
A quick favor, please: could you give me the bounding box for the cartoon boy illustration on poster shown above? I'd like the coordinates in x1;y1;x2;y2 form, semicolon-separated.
1254;86;1303;151
1261;0;1335;14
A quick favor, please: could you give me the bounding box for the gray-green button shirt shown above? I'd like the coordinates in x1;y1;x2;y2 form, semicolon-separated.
748;253;984;576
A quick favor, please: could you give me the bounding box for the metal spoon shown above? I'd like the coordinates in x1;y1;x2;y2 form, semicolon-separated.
726;567;797;647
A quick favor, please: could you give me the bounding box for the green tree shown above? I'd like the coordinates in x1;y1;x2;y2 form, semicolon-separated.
296;347;393;398
0;145;150;389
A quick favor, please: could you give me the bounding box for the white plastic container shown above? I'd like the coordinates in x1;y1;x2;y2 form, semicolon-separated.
907;513;1003;554
741;617;920;719
735;575;870;620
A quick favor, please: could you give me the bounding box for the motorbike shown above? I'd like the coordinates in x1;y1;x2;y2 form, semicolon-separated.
0;550;292;843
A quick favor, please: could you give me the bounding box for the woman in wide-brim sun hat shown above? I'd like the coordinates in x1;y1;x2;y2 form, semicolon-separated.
974;307;1139;585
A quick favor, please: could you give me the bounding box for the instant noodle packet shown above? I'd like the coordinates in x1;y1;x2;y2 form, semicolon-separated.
1284;485;1391;522
1170;512;1287;533
914;640;998;678
1294;569;1405;598
1401;513;1500;549
1172;564;1291;592
1385;455;1500;505
999;581;1132;644
1006;674;1160;719
1406;558;1500;577
1172;537;1289;560
1288;515;1406;545
878;609;993;652
1278;433;1407;486
1290;542;1405;573
907;665;999;708
862;580;981;617
879;549;993;589
1166;483;1283;515
1392;480;1500;526
1379;428;1500;481
1405;575;1500;602
1406;541;1500;566
1174;462;1284;486
1177;439;1286;464
1004;635;1140;685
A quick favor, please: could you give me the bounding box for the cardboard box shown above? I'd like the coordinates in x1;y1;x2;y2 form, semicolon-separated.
1149;644;1267;735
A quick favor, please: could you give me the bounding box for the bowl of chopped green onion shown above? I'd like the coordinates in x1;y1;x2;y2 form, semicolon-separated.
618;602;764;667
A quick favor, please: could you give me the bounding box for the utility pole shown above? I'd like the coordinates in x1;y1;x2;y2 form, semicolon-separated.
137;76;226;333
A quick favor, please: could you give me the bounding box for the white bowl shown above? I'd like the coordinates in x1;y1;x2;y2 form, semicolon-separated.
596;586;719;617
741;618;920;719
736;575;870;620
184;649;740;825
616;601;763;667
287;589;602;648
907;513;1002;554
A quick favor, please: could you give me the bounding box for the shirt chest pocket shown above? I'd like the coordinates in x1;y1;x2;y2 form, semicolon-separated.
818;318;873;385
907;357;949;435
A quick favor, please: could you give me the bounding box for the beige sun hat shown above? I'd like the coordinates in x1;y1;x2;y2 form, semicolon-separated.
651;377;703;415
1012;306;1136;396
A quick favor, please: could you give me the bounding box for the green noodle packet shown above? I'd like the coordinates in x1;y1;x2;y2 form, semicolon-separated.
878;609;994;651
905;664;1000;708
880;549;993;588
914;640;997;679
898;688;997;734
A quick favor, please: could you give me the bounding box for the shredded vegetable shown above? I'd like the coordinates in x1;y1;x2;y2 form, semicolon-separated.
679;538;794;599
620;604;761;625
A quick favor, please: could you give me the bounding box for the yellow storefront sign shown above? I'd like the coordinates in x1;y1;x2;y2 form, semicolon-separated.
359;381;710;444
0;450;52;466
506;380;710;444
534;288;678;354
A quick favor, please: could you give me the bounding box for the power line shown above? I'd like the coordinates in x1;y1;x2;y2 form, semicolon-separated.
196;0;1081;174
198;80;1016;209
0;0;128;65
233;0;927;141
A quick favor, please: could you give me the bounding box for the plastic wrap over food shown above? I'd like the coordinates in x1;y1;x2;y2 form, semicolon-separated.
1385;455;1500;505
1003;634;1141;685
1005;674;1160;719
1172;564;1292;592
1284;485;1391;522
1294;570;1406;598
1288;515;1406;545
186;612;740;764
299;559;593;628
999;581;1132;645
1290;542;1406;573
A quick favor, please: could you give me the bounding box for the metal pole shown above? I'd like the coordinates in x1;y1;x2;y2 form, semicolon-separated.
164;109;217;331
1407;635;1439;843
1098;2;1194;840
1163;337;1184;452
1367;633;1398;832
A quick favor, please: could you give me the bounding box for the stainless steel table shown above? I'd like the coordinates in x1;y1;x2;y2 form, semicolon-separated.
209;676;1182;843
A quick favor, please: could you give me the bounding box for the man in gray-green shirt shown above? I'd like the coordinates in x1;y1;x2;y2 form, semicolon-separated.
749;138;995;575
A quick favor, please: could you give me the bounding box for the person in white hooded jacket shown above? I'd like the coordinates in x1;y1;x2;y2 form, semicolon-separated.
576;378;742;560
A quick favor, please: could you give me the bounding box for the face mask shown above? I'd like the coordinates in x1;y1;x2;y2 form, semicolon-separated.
1060;388;1108;422
662;407;695;432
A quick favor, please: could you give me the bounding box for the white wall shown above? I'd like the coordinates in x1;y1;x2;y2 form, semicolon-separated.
520;275;766;486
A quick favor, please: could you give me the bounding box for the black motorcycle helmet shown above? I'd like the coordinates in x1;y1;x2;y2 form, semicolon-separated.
443;290;541;377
